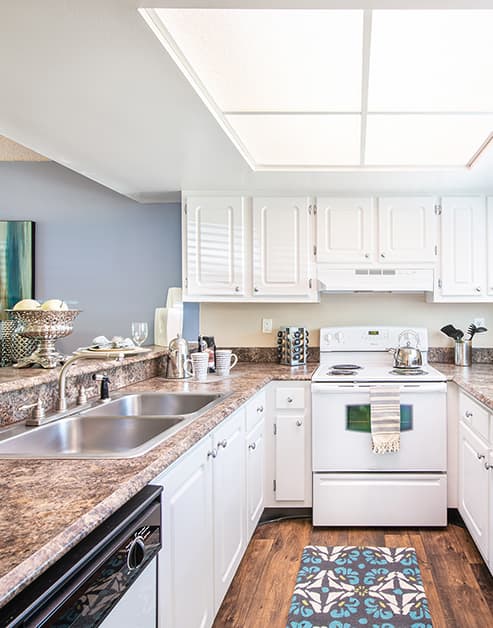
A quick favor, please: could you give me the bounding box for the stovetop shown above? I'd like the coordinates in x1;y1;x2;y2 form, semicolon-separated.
313;326;446;383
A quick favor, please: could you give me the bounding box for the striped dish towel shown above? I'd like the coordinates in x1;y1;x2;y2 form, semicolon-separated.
370;387;401;454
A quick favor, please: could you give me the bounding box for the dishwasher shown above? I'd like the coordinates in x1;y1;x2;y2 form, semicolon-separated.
0;485;162;628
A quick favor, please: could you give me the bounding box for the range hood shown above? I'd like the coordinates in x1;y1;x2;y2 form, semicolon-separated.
316;266;434;293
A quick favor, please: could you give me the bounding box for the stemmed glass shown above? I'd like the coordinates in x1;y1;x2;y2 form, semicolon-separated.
131;322;148;347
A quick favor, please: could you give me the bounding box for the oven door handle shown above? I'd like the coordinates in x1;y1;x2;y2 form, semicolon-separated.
311;383;447;394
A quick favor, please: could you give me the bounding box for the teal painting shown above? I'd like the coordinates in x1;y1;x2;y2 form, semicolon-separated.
0;221;34;311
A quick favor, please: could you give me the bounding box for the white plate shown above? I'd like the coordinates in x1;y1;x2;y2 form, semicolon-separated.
75;347;150;357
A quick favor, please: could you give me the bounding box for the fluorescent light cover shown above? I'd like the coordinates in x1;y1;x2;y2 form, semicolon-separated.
226;114;361;166
154;9;363;112
369;10;493;112
365;114;493;166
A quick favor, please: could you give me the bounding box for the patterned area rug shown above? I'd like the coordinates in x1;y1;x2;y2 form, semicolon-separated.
287;545;432;628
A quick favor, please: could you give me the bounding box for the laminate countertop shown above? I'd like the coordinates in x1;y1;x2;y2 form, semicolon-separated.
1;361;493;609
0;363;314;608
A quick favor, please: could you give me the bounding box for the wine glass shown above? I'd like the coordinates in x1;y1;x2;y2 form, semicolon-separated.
131;322;148;347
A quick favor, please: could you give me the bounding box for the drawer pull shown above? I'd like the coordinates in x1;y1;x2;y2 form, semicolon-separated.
477;452;486;460
248;442;256;451
257;406;264;413
207;449;217;459
217;439;228;449
485;462;493;471
465;410;473;418
296;420;303;427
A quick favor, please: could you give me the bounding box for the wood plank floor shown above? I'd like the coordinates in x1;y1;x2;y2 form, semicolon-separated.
214;517;493;628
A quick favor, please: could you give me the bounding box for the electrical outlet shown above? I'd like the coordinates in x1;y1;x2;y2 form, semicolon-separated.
262;318;273;334
473;318;486;328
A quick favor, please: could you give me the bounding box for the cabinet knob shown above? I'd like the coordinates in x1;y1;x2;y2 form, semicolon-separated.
476;287;482;293
207;449;217;459
477;452;485;460
248;442;256;451
217;439;228;449
287;397;293;403
296;420;303;427
380;252;386;258
254;287;259;293
465;410;473;418
257;405;264;413
364;253;370;259
235;286;240;292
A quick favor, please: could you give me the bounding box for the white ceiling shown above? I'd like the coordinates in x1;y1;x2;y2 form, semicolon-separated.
1;1;493;202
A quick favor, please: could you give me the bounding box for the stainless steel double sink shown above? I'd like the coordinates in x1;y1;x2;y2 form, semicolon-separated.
0;392;224;459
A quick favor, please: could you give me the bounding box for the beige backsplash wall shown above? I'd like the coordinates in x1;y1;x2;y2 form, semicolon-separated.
200;293;493;348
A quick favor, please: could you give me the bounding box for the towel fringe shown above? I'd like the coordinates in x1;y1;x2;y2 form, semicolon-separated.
372;435;400;455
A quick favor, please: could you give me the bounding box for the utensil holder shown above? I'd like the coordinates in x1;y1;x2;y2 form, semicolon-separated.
455;340;472;367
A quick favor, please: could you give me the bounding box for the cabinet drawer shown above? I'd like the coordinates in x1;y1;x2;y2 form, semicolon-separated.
275;387;305;409
246;390;266;433
459;391;490;441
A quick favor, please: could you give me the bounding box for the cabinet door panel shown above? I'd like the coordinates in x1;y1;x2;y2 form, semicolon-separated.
378;197;436;263
459;422;489;561
253;197;312;296
155;439;214;628
441;197;486;296
275;414;305;501
316;197;373;263
246;419;265;539
487;198;493;296
186;196;245;296
213;409;246;613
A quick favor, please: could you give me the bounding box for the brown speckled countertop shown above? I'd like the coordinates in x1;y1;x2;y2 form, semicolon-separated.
434;362;493;410
0;363;314;608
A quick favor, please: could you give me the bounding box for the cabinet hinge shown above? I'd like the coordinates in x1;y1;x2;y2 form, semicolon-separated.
434;245;438;256
309;278;313;289
273;423;277;436
314;205;317;215
185;277;188;288
308;204;312;215
438;278;442;288
184;203;187;215
313;245;317;257
273;479;276;492
434;204;442;215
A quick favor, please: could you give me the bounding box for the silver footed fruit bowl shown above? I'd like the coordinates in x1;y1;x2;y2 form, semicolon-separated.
7;309;81;369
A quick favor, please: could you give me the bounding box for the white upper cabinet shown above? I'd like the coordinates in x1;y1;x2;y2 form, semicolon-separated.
252;197;313;297
185;196;245;297
439;197;486;297
316;197;373;263
378;197;437;263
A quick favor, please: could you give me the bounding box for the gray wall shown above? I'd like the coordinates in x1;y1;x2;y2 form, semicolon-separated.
0;162;199;351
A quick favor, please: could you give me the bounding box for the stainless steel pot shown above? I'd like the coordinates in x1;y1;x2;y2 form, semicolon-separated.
389;329;423;369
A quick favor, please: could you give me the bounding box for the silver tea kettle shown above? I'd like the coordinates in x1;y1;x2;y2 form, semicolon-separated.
389;330;423;369
166;333;191;379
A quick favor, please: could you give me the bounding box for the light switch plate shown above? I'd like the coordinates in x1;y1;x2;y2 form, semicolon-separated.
473;317;486;328
262;318;273;334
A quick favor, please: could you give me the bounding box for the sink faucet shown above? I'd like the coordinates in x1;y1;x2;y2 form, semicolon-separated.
93;373;111;401
57;353;124;411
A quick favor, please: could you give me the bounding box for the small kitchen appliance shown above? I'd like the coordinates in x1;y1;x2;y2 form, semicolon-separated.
277;326;308;366
165;333;191;379
312;326;447;527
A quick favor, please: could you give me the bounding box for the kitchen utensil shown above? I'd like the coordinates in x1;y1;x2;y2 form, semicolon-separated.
454;329;464;340
476;326;487;334
389;329;423;369
455;339;472;366
185;352;209;381
440;324;459;339
165;333;190;379
215;349;238;376
467;323;488;340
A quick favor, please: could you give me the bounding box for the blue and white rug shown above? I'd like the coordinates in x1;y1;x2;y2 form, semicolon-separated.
287;545;432;628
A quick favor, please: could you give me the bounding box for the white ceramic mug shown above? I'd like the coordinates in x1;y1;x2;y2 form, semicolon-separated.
185;352;209;381
215;349;238;376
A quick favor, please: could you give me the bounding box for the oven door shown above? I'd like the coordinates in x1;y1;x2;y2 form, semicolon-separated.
312;382;447;472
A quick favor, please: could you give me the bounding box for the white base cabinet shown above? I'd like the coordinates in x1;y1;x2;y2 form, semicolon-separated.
153;389;267;628
264;381;312;507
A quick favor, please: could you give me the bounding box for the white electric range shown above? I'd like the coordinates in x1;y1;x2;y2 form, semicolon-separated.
311;326;448;527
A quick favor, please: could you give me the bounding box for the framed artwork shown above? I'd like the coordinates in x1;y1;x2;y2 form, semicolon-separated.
0;221;35;310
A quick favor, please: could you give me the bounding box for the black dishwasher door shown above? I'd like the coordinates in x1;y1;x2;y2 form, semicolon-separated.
0;485;162;628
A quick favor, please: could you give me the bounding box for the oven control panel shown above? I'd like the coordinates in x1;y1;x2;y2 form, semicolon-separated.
320;326;428;352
